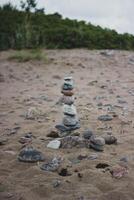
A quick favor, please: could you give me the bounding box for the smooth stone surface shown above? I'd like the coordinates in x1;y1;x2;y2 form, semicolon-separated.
90;136;105;146
62;115;78;126
55;122;80;132
60;95;74;105
40;157;61;172
63;104;77;116
98;115;113;121
83;129;93;139
61;89;74;96
18;147;45;162
47;140;61;149
103;135;117;145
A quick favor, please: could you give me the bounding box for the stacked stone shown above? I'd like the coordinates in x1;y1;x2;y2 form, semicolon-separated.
56;76;80;133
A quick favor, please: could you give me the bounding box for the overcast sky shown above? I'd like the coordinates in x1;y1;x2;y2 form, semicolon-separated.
1;0;134;34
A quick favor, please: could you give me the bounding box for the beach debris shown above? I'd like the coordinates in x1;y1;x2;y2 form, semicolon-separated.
98;115;113;121
47;139;61;149
41;157;62;172
18;147;45;162
56;76;80;135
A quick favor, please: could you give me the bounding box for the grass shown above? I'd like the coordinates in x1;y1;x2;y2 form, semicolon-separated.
9;49;48;62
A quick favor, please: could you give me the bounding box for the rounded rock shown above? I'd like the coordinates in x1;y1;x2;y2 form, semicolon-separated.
83;129;93;139
18;147;45;162
90;137;105;146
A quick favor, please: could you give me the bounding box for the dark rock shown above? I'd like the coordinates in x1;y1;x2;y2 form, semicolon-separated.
83;129;93;139
98;115;113;121
62;83;74;90
96;163;110;169
0;138;8;145
103;135;117;145
77;154;87;160
55;122;80;132
24;132;33;138
63;115;78;126
47;129;59;138
58;168;71;176
18;147;45;162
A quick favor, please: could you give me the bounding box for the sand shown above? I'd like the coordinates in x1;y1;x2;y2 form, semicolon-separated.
0;49;134;200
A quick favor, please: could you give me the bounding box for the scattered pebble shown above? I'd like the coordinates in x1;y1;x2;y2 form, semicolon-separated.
98;115;113;121
41;157;62;172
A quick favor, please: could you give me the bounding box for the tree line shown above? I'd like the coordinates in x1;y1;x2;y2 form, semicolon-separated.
0;0;134;50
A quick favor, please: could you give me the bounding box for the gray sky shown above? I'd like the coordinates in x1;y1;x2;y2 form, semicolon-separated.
0;0;134;34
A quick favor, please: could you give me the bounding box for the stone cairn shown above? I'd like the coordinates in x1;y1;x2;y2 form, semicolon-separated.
55;76;80;135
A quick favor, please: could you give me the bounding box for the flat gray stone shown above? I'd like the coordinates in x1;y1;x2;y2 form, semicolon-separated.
98;115;113;121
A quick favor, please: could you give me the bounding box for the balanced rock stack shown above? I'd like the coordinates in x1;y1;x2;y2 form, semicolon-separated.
56;76;80;134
